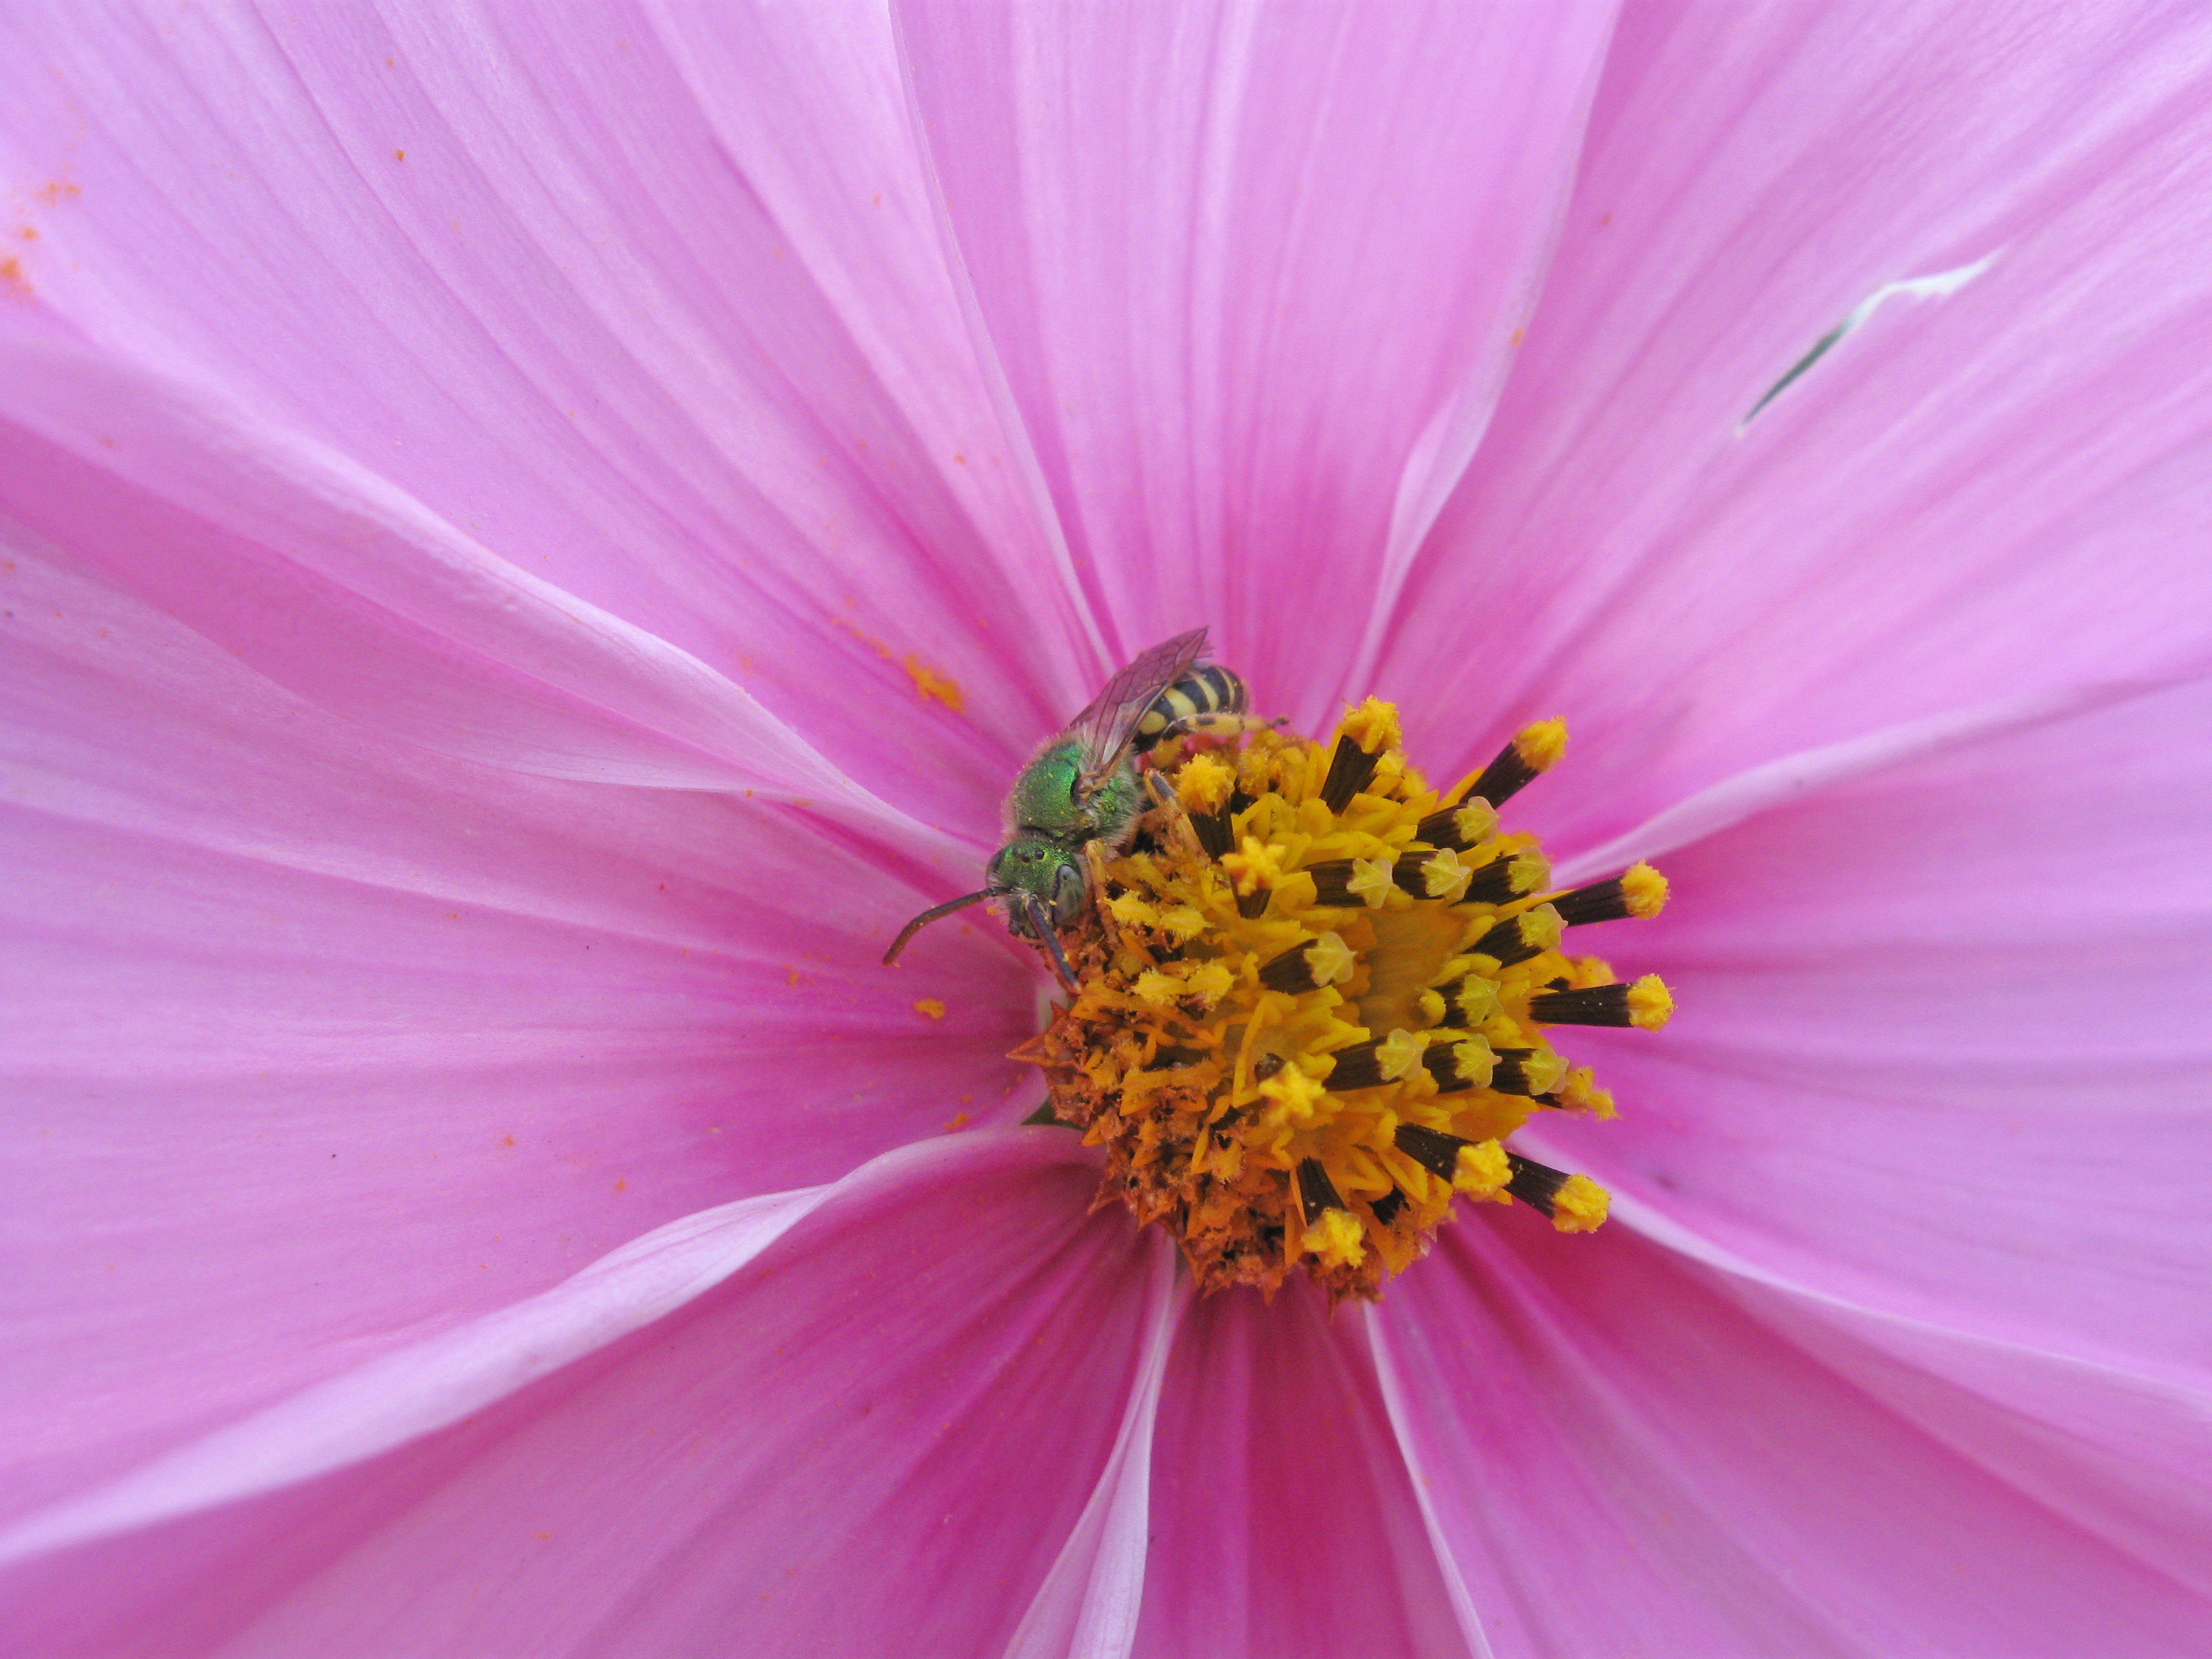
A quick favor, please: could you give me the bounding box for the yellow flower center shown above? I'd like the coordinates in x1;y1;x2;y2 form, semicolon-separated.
1015;701;1673;1299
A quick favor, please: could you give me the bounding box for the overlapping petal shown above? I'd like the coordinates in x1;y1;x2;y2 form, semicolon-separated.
0;1;1092;825
895;0;1616;726
1374;1218;2212;1659
0;1132;1168;1659
1132;1283;1467;1659
1516;670;2212;1595
0;534;1036;1533
1386;0;2212;851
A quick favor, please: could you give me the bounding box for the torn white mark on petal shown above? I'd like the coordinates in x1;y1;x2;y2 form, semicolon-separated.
1740;251;2001;428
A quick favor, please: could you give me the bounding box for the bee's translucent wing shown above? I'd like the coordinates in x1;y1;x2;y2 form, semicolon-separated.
1067;626;1209;787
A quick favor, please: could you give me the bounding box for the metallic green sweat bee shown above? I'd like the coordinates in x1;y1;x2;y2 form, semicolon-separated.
884;627;1250;989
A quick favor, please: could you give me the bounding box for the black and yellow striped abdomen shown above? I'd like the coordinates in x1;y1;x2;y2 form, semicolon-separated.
1132;663;1248;754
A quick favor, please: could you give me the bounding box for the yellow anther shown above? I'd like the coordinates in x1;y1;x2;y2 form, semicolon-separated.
1451;798;1498;846
1338;697;1404;756
1553;1066;1618;1119
1416;987;1447;1026
1627;973;1674;1030
1375;1027;1427;1082
1445;1038;1495;1090
1453;1139;1511;1200
1347;856;1394;908
1621;861;1669;918
1549;1174;1611;1233
1221;836;1287;897
1513;716;1569;772
1507;851;1551;895
1421;847;1473;901
1133;970;1183;1008
1307;1207;1366;1268
1566;954;1614;989
1174;750;1236;813
1185;962;1235;1007
1258;1064;1327;1127
1303;930;1356;987
1158;906;1207;943
1454;977;1500;1025
1519;1047;1568;1096
1136;961;1235;1010
1518;903;1564;956
1108;892;1162;930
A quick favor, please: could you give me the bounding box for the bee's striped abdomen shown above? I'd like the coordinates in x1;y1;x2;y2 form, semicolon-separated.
1132;663;1249;754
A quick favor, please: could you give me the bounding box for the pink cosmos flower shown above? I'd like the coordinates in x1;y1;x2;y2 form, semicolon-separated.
5;2;2211;1654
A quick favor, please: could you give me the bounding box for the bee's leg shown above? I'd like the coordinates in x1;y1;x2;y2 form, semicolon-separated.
1084;839;1124;950
1141;770;1207;861
1157;711;1275;747
1021;891;1080;994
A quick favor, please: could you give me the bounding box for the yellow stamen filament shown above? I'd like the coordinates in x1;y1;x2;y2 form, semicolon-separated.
1019;701;1671;1299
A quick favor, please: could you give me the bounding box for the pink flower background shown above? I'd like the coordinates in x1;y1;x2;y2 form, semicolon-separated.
4;3;2211;1654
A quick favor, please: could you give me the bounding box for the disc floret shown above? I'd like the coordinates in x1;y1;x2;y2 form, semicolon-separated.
1014;701;1675;1299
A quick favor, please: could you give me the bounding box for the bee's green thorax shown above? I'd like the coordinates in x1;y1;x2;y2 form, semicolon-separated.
1006;738;1143;851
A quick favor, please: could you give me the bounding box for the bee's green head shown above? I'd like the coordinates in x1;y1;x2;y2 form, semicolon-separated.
986;837;1087;937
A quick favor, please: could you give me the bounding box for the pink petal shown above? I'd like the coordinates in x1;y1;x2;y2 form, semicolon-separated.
894;0;1616;722
1132;1282;1469;1659
0;5;1097;824
0;331;975;860
0;1131;1168;1658
0;537;1038;1532
1385;3;2212;851
1;1185;830;1566
1372;1216;2212;1658
1527;670;2212;1594
1004;1264;1185;1659
1549;676;2170;886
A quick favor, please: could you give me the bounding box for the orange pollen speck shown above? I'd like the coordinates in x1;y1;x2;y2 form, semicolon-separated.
903;655;965;712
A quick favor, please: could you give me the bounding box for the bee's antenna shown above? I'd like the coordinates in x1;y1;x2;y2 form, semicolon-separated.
1023;892;1082;994
883;890;994;966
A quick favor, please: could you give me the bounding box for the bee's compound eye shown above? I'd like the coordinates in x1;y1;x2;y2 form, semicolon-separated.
1051;860;1086;925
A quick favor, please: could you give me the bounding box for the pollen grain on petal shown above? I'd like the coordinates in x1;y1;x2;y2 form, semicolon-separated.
901;653;966;713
